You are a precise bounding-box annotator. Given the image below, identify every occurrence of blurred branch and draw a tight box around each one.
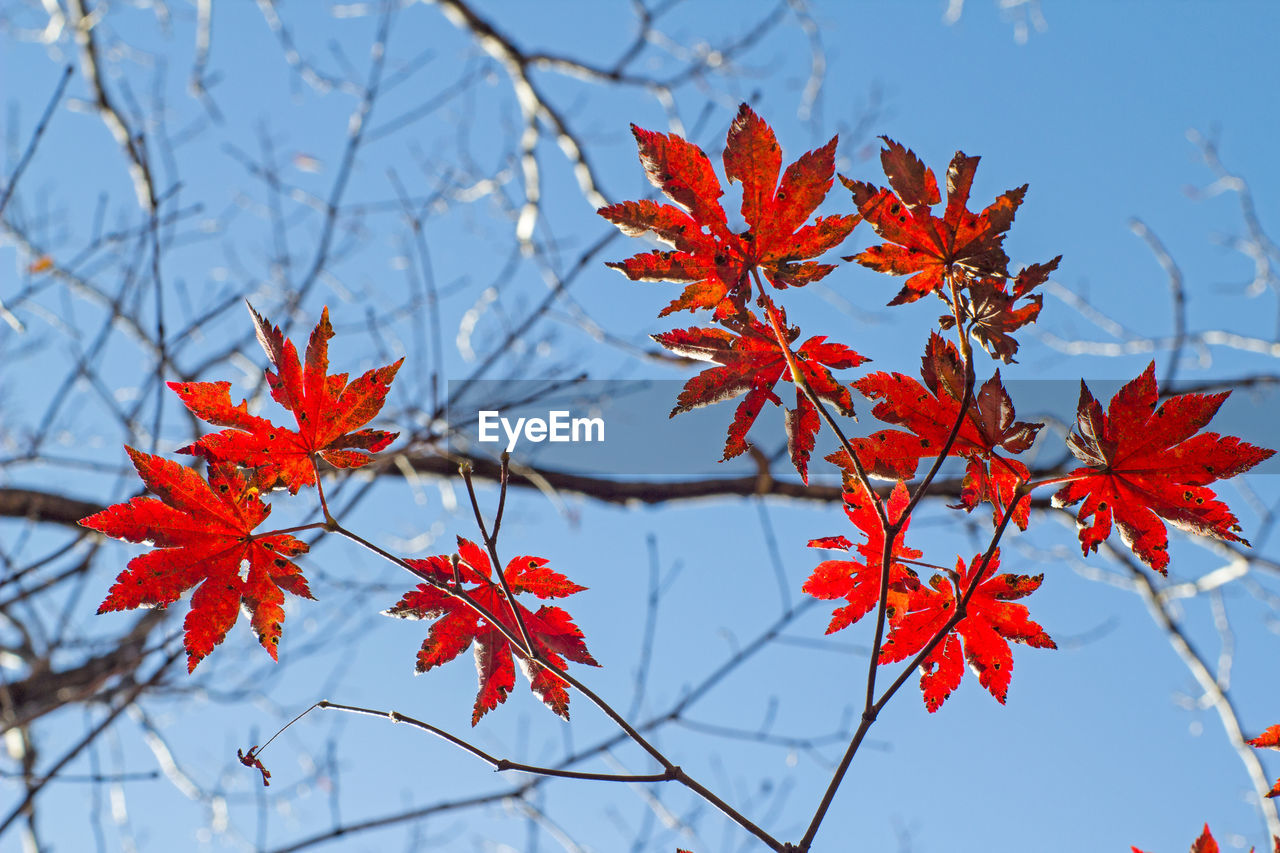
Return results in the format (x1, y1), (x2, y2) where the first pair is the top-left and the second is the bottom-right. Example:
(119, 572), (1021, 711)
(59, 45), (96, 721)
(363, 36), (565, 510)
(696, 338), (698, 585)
(66, 0), (158, 210)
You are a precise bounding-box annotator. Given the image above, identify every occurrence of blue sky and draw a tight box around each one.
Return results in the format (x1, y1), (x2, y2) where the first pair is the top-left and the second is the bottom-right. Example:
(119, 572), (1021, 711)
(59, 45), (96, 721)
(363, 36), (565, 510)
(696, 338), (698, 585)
(3, 2), (1279, 851)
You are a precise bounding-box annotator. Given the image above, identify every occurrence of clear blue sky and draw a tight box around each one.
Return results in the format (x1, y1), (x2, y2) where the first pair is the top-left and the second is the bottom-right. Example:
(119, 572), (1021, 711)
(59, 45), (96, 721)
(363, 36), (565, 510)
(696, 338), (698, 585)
(3, 2), (1279, 851)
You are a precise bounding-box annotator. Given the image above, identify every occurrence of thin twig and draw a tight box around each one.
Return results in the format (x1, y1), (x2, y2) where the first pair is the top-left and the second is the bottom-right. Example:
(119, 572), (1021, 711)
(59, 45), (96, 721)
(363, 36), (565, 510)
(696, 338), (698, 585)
(0, 65), (73, 219)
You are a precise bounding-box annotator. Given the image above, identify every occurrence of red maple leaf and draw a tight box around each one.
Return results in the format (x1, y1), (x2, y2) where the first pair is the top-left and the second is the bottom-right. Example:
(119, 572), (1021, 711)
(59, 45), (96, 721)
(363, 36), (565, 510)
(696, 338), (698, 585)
(1052, 362), (1274, 574)
(80, 447), (311, 672)
(878, 550), (1054, 712)
(803, 480), (921, 634)
(1247, 724), (1280, 798)
(652, 308), (866, 482)
(1132, 824), (1234, 853)
(385, 537), (597, 725)
(842, 137), (1028, 306)
(829, 333), (1040, 528)
(600, 103), (857, 318)
(170, 305), (403, 493)
(1249, 725), (1280, 750)
(939, 256), (1061, 363)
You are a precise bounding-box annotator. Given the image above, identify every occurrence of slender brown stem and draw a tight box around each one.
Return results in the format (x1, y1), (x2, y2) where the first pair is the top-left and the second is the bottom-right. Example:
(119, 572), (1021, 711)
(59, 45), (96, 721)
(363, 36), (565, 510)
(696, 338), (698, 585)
(316, 701), (676, 783)
(310, 458), (336, 528)
(251, 522), (330, 539)
(1024, 472), (1087, 492)
(492, 451), (510, 540)
(458, 461), (537, 657)
(796, 481), (1024, 852)
(754, 284), (885, 524)
(796, 273), (985, 851)
(241, 701), (323, 760)
(872, 482), (1024, 715)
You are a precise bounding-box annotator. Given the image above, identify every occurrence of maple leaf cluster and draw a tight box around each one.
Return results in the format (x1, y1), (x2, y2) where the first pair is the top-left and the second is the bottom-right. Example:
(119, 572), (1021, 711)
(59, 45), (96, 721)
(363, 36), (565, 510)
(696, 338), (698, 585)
(806, 479), (1055, 711)
(75, 102), (1280, 840)
(82, 305), (402, 672)
(602, 104), (1274, 715)
(83, 304), (600, 726)
(77, 301), (603, 729)
(599, 107), (1066, 484)
(601, 104), (864, 483)
(843, 137), (1061, 363)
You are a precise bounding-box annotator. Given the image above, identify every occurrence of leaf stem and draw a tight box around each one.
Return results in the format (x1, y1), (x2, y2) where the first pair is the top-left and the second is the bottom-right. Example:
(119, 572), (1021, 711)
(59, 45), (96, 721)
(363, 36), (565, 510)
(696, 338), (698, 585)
(315, 701), (677, 783)
(795, 479), (1024, 852)
(873, 480), (1025, 714)
(310, 458), (336, 529)
(755, 283), (885, 523)
(797, 273), (979, 851)
(1023, 472), (1087, 492)
(458, 459), (537, 658)
(251, 522), (330, 539)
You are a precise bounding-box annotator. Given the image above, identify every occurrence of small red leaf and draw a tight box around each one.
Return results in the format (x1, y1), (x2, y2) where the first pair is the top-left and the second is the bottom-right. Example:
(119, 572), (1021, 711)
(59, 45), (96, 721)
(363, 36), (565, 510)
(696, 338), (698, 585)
(173, 305), (402, 493)
(841, 138), (1027, 306)
(803, 480), (921, 634)
(653, 310), (865, 481)
(386, 539), (597, 724)
(879, 550), (1054, 711)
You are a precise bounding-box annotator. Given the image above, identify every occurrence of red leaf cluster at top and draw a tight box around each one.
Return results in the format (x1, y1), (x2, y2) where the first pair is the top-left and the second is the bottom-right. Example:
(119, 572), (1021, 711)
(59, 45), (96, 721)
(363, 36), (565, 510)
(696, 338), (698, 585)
(601, 104), (864, 480)
(600, 103), (857, 320)
(844, 137), (1060, 362)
